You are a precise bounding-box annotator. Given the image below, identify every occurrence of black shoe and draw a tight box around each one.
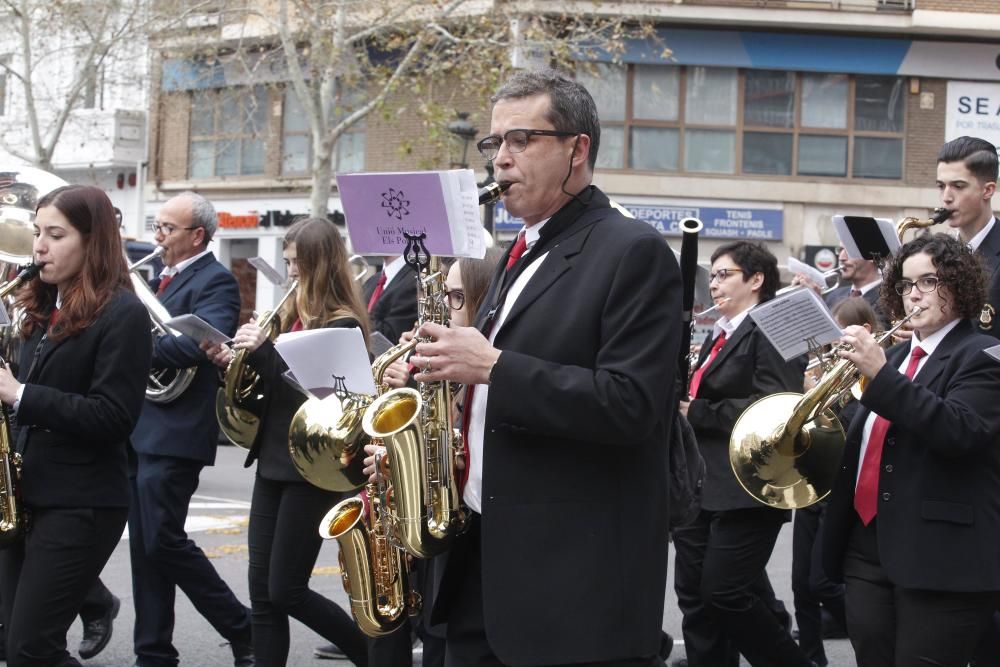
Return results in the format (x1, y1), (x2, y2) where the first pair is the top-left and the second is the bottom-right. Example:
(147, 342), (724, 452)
(231, 639), (254, 667)
(314, 643), (347, 659)
(671, 659), (688, 667)
(79, 594), (120, 659)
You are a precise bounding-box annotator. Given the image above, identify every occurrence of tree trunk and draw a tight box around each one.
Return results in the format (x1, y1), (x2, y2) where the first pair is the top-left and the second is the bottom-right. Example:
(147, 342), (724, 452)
(310, 138), (335, 218)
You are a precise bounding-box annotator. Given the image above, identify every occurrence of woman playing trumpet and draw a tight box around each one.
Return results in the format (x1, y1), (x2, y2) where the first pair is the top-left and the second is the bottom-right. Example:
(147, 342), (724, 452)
(823, 233), (1000, 666)
(205, 218), (370, 666)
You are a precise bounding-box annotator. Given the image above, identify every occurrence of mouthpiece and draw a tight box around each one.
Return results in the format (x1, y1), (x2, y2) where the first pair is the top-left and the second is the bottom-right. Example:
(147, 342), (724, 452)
(478, 181), (510, 206)
(931, 208), (952, 224)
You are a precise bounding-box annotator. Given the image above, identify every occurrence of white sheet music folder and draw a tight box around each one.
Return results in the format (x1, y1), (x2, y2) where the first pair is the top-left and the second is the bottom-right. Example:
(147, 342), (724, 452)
(274, 327), (376, 398)
(749, 288), (843, 362)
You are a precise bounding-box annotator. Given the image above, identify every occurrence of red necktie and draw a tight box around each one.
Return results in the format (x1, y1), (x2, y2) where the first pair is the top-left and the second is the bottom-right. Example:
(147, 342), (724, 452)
(505, 231), (527, 271)
(367, 271), (387, 312)
(688, 333), (727, 399)
(48, 306), (59, 330)
(460, 231), (530, 493)
(850, 288), (862, 297)
(156, 274), (174, 296)
(854, 346), (926, 525)
(290, 318), (303, 332)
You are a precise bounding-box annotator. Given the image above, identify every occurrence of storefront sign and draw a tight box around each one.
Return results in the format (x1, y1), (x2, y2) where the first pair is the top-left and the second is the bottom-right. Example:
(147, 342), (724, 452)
(946, 81), (1000, 149)
(495, 201), (783, 240)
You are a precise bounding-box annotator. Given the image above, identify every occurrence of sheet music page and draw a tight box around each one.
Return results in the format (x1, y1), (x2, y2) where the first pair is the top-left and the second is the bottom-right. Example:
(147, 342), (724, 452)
(985, 344), (1000, 364)
(164, 314), (230, 346)
(788, 257), (829, 287)
(248, 257), (285, 286)
(274, 327), (376, 396)
(339, 170), (483, 258)
(749, 288), (843, 361)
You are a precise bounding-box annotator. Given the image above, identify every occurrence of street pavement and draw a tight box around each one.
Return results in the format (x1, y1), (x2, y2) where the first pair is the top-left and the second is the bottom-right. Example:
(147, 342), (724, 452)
(5, 444), (855, 666)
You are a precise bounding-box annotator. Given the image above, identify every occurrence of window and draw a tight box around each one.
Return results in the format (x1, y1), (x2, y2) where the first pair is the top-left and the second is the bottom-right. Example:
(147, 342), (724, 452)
(281, 86), (366, 176)
(189, 86), (268, 178)
(583, 64), (905, 180)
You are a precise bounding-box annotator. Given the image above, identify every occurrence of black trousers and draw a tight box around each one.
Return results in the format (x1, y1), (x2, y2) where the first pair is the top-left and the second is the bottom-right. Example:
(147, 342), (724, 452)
(843, 519), (1000, 667)
(128, 452), (251, 666)
(791, 503), (846, 666)
(247, 474), (367, 666)
(440, 514), (663, 667)
(368, 556), (447, 667)
(0, 506), (127, 667)
(673, 508), (812, 667)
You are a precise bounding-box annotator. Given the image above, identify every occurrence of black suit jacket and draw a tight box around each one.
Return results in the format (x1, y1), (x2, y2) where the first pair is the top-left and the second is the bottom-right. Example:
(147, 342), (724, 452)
(131, 253), (240, 464)
(244, 317), (361, 482)
(822, 320), (1000, 592)
(364, 265), (418, 345)
(686, 317), (806, 512)
(15, 288), (152, 508)
(468, 187), (681, 665)
(975, 218), (1000, 338)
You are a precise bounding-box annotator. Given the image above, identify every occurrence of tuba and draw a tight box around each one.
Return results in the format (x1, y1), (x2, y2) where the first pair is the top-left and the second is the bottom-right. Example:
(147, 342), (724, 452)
(216, 280), (299, 448)
(0, 263), (41, 547)
(128, 247), (197, 404)
(361, 239), (466, 559)
(316, 341), (422, 636)
(728, 308), (924, 510)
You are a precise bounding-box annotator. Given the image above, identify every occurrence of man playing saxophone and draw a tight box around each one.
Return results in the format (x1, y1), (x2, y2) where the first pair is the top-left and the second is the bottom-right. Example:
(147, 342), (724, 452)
(127, 192), (252, 667)
(408, 69), (682, 666)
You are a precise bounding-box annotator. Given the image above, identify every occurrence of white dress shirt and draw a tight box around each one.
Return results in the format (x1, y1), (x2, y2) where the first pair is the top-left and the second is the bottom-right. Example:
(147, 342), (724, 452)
(464, 220), (549, 514)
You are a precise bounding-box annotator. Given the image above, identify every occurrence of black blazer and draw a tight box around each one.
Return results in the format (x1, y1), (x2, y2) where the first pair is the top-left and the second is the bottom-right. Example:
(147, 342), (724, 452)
(244, 317), (361, 482)
(975, 218), (1000, 338)
(470, 187), (681, 665)
(14, 288), (152, 508)
(822, 320), (1000, 592)
(686, 317), (806, 512)
(364, 266), (418, 345)
(131, 253), (240, 464)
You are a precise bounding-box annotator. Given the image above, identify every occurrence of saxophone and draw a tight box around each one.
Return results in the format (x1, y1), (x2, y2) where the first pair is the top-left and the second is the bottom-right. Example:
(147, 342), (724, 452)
(318, 340), (419, 637)
(362, 249), (466, 558)
(0, 263), (40, 546)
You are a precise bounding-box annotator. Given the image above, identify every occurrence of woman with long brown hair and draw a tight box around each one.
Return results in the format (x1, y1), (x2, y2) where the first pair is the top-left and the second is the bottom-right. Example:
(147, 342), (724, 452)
(206, 217), (369, 666)
(0, 184), (152, 666)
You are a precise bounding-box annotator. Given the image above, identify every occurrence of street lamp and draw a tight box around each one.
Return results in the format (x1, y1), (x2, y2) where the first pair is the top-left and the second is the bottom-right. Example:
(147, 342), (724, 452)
(447, 112), (477, 169)
(448, 112), (497, 238)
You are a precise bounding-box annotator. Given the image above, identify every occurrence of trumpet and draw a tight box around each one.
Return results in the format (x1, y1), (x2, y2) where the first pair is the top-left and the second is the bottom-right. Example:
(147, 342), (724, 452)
(729, 307), (924, 510)
(128, 248), (197, 404)
(776, 266), (844, 297)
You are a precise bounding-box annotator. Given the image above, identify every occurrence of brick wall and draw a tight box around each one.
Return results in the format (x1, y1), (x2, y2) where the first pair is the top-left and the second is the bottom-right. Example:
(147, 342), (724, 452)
(158, 92), (191, 182)
(904, 78), (947, 187)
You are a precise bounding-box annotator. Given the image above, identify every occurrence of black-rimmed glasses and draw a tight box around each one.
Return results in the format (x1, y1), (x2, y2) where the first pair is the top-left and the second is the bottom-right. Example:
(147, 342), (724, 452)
(709, 268), (744, 284)
(476, 129), (578, 161)
(443, 288), (465, 311)
(894, 275), (941, 296)
(153, 222), (198, 236)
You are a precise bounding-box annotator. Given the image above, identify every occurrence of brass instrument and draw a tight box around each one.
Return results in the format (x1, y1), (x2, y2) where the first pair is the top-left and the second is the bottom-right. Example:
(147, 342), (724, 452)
(316, 341), (422, 636)
(216, 280), (299, 449)
(128, 247), (197, 404)
(288, 338), (415, 492)
(0, 263), (40, 547)
(362, 243), (466, 558)
(896, 207), (952, 240)
(729, 308), (924, 510)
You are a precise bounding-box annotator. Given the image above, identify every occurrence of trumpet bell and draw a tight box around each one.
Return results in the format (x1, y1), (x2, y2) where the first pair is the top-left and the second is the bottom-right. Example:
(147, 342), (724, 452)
(288, 393), (370, 492)
(729, 392), (845, 510)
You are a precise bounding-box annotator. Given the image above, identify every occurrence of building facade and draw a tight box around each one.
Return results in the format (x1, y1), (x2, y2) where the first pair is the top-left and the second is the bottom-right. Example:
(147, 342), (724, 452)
(146, 0), (1000, 310)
